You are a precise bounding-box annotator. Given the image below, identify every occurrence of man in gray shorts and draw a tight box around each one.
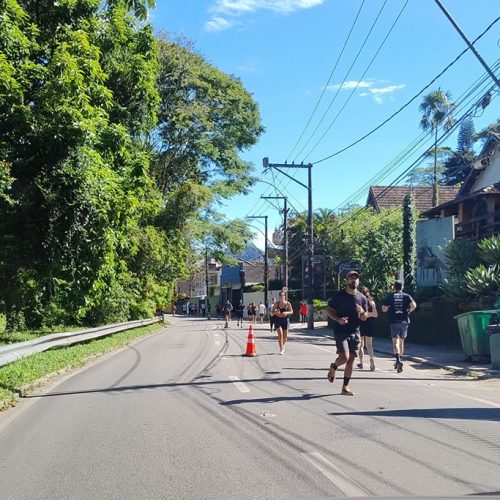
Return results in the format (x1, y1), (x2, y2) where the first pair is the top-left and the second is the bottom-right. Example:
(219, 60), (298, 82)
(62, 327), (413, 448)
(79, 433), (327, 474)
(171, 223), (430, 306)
(381, 281), (417, 373)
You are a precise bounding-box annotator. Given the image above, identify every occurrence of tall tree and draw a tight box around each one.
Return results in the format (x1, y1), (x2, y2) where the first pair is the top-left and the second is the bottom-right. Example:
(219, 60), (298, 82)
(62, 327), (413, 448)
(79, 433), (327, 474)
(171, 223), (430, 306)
(443, 117), (477, 186)
(0, 0), (161, 328)
(402, 193), (416, 294)
(419, 88), (455, 206)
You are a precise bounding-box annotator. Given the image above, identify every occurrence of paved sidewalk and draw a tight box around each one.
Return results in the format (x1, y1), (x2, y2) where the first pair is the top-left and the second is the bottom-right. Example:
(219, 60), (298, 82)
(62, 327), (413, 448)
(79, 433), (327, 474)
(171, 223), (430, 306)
(290, 321), (499, 379)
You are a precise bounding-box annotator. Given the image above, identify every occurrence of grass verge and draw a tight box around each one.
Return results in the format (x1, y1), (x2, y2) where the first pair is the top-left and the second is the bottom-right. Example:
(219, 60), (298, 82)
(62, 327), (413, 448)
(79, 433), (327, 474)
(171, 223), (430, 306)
(0, 322), (163, 411)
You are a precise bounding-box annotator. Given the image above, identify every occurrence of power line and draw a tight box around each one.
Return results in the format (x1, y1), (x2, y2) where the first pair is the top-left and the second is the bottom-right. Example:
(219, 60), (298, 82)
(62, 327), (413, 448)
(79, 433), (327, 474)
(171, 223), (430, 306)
(292, 0), (389, 162)
(286, 0), (367, 162)
(334, 66), (497, 209)
(303, 0), (410, 161)
(312, 15), (500, 165)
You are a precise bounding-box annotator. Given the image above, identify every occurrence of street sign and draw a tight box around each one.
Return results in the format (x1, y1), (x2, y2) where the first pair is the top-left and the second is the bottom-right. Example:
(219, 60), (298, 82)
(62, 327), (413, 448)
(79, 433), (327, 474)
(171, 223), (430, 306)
(335, 260), (361, 276)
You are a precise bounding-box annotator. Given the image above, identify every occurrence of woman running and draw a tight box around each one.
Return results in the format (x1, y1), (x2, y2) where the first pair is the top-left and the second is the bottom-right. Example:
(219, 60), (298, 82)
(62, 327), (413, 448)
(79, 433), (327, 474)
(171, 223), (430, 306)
(358, 286), (378, 371)
(273, 291), (293, 355)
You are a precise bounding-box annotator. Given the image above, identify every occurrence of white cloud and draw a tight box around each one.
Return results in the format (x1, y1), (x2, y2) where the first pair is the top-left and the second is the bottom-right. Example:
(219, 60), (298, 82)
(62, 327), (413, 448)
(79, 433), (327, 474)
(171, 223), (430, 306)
(326, 80), (373, 91)
(330, 81), (406, 104)
(204, 16), (233, 32)
(362, 83), (406, 104)
(211, 0), (324, 16)
(369, 84), (406, 95)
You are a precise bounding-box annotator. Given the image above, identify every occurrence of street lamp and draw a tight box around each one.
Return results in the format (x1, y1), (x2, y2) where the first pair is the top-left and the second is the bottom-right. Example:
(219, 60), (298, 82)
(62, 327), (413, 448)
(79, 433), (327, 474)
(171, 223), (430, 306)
(263, 158), (314, 330)
(246, 215), (268, 307)
(261, 195), (288, 290)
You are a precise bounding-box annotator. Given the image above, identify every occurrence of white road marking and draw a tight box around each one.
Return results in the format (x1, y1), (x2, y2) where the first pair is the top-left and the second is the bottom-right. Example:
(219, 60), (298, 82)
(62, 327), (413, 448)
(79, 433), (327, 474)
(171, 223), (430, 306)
(311, 344), (332, 353)
(228, 375), (250, 393)
(302, 452), (369, 497)
(214, 341), (220, 346)
(439, 388), (500, 408)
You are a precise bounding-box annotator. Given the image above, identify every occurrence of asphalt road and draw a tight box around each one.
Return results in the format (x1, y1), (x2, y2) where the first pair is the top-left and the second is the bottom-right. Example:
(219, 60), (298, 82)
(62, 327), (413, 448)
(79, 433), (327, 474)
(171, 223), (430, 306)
(0, 316), (499, 499)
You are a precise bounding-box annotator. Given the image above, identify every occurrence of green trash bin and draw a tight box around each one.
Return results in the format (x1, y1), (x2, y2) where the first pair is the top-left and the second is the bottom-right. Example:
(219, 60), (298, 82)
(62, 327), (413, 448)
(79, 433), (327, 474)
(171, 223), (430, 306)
(454, 310), (497, 360)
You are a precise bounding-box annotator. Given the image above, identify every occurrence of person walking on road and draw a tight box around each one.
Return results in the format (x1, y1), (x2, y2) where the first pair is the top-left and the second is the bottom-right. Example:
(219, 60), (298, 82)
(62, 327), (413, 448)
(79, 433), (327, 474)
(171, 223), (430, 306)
(236, 300), (245, 327)
(269, 297), (276, 333)
(326, 270), (369, 396)
(381, 281), (417, 373)
(223, 300), (233, 328)
(299, 300), (308, 323)
(258, 301), (266, 324)
(272, 291), (293, 355)
(358, 286), (378, 371)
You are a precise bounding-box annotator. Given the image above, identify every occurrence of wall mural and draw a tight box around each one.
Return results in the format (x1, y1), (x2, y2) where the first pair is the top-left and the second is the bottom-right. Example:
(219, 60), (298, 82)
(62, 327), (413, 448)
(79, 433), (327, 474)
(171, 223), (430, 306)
(416, 216), (455, 287)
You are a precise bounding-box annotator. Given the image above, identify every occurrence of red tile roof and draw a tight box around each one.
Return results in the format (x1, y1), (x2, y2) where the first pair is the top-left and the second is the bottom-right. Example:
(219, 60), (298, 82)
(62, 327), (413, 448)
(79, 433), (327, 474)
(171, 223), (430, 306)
(367, 186), (460, 212)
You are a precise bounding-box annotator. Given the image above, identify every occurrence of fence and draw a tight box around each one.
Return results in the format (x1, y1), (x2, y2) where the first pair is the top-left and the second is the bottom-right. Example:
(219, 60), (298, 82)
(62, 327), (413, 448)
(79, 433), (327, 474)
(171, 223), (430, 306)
(0, 317), (161, 368)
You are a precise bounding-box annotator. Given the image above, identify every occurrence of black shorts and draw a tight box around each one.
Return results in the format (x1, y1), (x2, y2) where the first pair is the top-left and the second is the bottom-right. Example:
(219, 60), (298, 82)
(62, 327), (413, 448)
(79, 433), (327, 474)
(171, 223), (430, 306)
(334, 332), (361, 356)
(274, 317), (289, 331)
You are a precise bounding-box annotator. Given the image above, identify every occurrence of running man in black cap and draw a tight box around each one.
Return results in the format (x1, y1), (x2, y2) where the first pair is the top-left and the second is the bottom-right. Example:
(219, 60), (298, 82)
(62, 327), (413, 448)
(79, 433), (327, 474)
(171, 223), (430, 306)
(326, 269), (369, 396)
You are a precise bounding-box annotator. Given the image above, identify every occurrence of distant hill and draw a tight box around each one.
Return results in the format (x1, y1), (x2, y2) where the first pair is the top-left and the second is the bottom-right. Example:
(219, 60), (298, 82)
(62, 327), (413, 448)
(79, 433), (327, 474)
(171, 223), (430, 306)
(236, 244), (263, 262)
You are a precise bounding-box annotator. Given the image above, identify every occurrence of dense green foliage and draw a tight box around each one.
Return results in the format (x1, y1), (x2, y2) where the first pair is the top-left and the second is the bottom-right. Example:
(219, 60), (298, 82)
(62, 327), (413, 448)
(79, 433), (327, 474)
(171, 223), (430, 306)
(287, 206), (403, 297)
(441, 235), (499, 306)
(402, 193), (416, 294)
(0, 2), (263, 330)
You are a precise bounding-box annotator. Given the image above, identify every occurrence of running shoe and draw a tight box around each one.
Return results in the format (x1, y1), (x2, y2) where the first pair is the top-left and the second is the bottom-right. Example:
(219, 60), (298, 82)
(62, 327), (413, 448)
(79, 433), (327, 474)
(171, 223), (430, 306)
(357, 363), (364, 369)
(327, 363), (336, 383)
(370, 358), (376, 371)
(394, 361), (398, 369)
(397, 361), (403, 373)
(341, 385), (354, 396)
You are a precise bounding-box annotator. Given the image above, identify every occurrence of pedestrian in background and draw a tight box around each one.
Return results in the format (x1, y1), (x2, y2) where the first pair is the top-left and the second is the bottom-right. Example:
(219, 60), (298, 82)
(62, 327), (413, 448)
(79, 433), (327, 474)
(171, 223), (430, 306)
(273, 291), (293, 355)
(223, 300), (233, 328)
(299, 300), (308, 323)
(269, 297), (276, 333)
(236, 300), (245, 327)
(381, 281), (417, 373)
(258, 301), (266, 324)
(326, 269), (369, 396)
(358, 286), (378, 371)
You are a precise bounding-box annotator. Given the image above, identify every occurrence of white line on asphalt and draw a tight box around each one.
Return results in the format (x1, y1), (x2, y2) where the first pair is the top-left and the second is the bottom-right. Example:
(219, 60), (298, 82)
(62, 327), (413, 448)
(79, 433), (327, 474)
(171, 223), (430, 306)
(214, 341), (220, 346)
(311, 344), (332, 353)
(302, 452), (369, 497)
(228, 375), (250, 393)
(439, 388), (500, 408)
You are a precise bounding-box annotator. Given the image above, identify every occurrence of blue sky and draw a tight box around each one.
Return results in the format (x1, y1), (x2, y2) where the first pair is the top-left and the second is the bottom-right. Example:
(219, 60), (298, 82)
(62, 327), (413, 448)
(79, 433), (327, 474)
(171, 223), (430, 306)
(152, 0), (499, 247)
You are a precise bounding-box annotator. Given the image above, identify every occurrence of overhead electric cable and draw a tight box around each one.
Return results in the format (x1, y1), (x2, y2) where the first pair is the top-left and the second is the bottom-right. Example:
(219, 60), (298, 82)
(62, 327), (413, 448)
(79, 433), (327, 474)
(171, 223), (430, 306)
(335, 67), (497, 209)
(286, 0), (367, 162)
(312, 15), (500, 165)
(292, 0), (389, 162)
(303, 0), (410, 160)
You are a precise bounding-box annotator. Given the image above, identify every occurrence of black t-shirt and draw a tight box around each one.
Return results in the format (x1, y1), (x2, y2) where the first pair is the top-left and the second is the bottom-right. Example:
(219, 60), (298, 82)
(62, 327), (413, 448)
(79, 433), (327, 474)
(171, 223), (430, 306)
(382, 292), (414, 323)
(237, 304), (245, 315)
(328, 290), (368, 336)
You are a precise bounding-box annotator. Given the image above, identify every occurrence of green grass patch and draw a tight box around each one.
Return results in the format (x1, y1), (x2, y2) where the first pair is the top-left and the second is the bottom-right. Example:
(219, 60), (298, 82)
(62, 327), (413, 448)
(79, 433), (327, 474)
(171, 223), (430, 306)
(0, 322), (164, 410)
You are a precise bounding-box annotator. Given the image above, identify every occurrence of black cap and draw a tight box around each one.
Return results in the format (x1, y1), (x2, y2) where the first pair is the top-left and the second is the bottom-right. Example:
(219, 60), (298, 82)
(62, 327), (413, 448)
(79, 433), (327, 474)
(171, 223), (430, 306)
(346, 269), (360, 278)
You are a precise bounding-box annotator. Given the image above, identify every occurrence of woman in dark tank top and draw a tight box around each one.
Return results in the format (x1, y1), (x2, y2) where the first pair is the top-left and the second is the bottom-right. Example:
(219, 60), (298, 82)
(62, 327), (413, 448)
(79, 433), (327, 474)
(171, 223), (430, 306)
(358, 286), (378, 371)
(272, 291), (293, 355)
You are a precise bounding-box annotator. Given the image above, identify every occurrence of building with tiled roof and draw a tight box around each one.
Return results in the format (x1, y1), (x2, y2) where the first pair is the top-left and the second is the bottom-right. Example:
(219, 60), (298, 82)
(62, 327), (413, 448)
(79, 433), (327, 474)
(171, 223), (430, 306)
(366, 185), (460, 213)
(422, 134), (500, 241)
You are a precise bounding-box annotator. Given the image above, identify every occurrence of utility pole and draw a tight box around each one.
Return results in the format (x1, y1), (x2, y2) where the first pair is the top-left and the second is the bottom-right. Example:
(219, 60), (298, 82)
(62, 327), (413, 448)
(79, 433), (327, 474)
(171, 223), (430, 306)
(261, 195), (289, 289)
(205, 248), (211, 319)
(246, 215), (268, 307)
(263, 158), (314, 330)
(434, 0), (500, 88)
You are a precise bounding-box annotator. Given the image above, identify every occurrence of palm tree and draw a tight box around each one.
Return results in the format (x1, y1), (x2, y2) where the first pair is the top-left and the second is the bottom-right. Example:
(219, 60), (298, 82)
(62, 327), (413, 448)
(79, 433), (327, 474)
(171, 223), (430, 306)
(419, 88), (455, 206)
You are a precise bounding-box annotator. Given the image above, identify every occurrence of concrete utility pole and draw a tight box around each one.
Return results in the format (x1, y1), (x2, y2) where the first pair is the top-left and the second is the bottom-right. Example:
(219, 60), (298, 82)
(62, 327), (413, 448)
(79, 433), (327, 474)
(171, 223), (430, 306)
(261, 195), (289, 290)
(263, 158), (314, 330)
(205, 248), (211, 319)
(246, 215), (268, 307)
(434, 0), (500, 88)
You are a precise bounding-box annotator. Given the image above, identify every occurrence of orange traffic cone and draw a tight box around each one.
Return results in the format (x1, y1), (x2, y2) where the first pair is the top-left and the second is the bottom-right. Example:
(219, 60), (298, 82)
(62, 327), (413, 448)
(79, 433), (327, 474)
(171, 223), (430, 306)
(244, 325), (256, 357)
